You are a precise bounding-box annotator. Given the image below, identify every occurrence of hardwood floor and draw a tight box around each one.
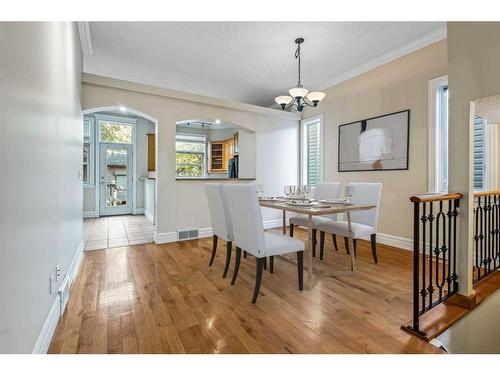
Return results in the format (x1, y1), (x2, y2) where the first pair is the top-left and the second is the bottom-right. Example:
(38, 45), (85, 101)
(48, 228), (441, 354)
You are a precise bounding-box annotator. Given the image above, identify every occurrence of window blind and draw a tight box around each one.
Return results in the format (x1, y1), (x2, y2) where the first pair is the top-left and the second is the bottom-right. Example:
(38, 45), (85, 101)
(305, 120), (321, 186)
(473, 116), (486, 191)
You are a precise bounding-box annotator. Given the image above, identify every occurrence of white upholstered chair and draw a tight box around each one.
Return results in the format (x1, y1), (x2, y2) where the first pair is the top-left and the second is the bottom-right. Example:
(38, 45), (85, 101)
(204, 183), (234, 278)
(222, 184), (305, 303)
(317, 182), (382, 263)
(289, 182), (342, 259)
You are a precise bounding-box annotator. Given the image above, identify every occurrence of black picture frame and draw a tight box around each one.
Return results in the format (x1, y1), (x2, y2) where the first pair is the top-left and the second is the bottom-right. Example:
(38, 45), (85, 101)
(337, 109), (410, 172)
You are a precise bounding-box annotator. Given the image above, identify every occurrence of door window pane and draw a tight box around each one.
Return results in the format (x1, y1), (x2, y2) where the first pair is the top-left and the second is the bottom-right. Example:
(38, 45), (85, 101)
(105, 148), (128, 207)
(100, 122), (132, 144)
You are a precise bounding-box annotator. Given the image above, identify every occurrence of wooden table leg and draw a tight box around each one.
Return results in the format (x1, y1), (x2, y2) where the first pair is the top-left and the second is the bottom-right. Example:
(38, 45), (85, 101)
(282, 210), (286, 235)
(346, 211), (357, 272)
(306, 214), (314, 290)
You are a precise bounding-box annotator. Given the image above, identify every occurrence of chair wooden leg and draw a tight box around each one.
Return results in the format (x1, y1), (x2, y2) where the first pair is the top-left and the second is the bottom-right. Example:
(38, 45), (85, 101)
(344, 237), (350, 254)
(252, 258), (265, 304)
(263, 257), (267, 270)
(319, 231), (325, 260)
(290, 223), (294, 237)
(353, 238), (357, 258)
(269, 256), (274, 274)
(209, 235), (218, 266)
(231, 247), (242, 285)
(297, 251), (304, 291)
(312, 229), (317, 257)
(243, 250), (247, 259)
(371, 234), (379, 263)
(223, 241), (232, 278)
(332, 234), (339, 251)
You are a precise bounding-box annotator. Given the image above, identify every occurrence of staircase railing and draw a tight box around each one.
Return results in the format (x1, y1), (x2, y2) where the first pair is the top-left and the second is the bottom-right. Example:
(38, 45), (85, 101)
(473, 190), (500, 284)
(406, 193), (463, 335)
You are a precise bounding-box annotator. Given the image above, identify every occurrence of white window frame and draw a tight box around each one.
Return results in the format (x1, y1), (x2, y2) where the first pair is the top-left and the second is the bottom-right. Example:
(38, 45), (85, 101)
(175, 132), (207, 178)
(300, 114), (324, 186)
(428, 75), (449, 193)
(83, 116), (95, 187)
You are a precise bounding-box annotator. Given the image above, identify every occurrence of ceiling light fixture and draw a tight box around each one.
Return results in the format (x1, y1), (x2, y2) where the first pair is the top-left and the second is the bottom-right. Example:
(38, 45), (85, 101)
(275, 38), (326, 112)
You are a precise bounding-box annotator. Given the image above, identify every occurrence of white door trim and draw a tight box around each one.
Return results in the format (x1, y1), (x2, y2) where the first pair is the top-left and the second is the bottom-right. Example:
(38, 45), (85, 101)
(82, 106), (159, 221)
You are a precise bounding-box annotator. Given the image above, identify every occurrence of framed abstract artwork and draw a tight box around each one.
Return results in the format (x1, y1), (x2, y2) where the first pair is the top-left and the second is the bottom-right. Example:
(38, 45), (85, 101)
(338, 110), (410, 172)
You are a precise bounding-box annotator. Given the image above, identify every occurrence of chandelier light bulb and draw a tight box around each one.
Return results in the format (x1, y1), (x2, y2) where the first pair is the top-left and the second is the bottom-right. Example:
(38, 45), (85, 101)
(306, 91), (326, 106)
(275, 95), (293, 109)
(289, 86), (309, 99)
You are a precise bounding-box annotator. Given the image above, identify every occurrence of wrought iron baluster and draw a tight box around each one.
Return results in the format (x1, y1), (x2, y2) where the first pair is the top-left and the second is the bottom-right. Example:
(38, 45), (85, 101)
(435, 201), (447, 302)
(420, 203), (427, 312)
(452, 199), (459, 292)
(428, 202), (435, 310)
(446, 200), (452, 296)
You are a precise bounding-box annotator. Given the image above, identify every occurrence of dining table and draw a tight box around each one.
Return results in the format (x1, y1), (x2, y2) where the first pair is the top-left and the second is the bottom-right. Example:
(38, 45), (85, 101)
(259, 198), (375, 290)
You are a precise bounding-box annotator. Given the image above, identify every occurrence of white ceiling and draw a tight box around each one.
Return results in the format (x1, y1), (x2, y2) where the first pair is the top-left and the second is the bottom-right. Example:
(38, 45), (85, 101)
(83, 22), (446, 107)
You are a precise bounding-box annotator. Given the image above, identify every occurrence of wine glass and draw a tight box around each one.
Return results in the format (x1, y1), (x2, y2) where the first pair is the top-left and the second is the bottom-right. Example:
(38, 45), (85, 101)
(283, 185), (291, 198)
(256, 184), (264, 198)
(302, 185), (311, 199)
(344, 185), (355, 204)
(290, 185), (296, 197)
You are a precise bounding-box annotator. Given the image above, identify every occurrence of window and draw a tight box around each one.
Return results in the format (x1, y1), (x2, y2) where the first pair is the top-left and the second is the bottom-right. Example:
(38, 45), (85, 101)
(301, 116), (323, 187)
(176, 134), (206, 177)
(473, 116), (486, 191)
(428, 76), (449, 192)
(83, 116), (94, 186)
(99, 121), (133, 144)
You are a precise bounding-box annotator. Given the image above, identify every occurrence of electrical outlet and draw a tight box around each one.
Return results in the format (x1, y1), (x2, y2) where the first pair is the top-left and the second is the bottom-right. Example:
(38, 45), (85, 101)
(56, 265), (61, 282)
(49, 273), (55, 294)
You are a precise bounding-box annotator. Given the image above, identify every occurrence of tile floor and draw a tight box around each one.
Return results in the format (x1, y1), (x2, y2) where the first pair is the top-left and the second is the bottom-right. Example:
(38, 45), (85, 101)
(83, 215), (155, 251)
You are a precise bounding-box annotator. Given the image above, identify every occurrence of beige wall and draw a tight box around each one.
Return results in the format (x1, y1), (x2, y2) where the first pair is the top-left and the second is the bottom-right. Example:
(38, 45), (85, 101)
(81, 75), (300, 235)
(303, 40), (448, 239)
(448, 22), (500, 295)
(0, 22), (83, 353)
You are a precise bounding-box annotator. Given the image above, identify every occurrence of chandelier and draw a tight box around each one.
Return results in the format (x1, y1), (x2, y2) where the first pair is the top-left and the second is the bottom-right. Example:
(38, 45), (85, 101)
(275, 38), (326, 112)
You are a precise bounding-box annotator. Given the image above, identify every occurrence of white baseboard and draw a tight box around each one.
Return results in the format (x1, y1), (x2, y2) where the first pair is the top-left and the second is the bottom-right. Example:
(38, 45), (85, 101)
(83, 210), (98, 218)
(153, 221), (414, 251)
(154, 219), (284, 245)
(134, 208), (145, 215)
(367, 232), (413, 251)
(198, 227), (213, 238)
(32, 239), (85, 354)
(263, 219), (283, 229)
(154, 231), (177, 244)
(144, 209), (154, 224)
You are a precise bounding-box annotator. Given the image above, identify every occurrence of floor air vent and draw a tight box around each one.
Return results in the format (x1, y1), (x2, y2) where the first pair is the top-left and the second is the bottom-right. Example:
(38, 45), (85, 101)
(178, 229), (199, 241)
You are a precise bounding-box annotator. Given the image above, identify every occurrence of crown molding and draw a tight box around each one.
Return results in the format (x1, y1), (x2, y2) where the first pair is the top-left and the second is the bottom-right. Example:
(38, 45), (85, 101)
(77, 22), (93, 56)
(313, 26), (447, 92)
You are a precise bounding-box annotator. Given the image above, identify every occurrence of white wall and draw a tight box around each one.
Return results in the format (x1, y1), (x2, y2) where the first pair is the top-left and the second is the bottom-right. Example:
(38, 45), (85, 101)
(0, 22), (83, 353)
(302, 40), (448, 240)
(81, 74), (300, 235)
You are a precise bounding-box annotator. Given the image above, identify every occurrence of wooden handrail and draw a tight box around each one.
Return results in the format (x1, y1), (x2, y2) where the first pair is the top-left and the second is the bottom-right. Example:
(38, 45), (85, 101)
(410, 192), (463, 203)
(474, 189), (500, 197)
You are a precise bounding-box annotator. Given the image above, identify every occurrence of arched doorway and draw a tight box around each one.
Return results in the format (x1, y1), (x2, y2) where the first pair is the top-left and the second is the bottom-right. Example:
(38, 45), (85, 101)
(82, 106), (159, 250)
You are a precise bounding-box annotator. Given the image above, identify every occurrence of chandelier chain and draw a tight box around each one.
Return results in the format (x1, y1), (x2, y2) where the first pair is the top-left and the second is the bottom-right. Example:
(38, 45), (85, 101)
(295, 43), (301, 86)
